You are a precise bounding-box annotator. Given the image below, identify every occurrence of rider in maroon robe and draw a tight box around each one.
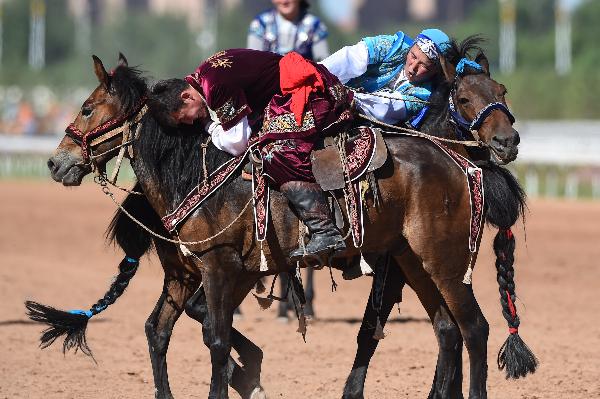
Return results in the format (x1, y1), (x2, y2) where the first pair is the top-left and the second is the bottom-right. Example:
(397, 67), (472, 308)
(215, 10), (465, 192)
(166, 48), (354, 259)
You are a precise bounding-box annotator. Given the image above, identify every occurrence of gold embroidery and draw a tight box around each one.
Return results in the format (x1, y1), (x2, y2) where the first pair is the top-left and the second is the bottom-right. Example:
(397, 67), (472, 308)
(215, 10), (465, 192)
(215, 98), (248, 125)
(207, 51), (233, 69)
(262, 111), (316, 135)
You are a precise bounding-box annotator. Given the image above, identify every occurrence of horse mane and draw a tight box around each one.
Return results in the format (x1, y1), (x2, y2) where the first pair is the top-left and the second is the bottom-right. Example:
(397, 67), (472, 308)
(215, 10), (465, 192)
(109, 65), (234, 208)
(419, 35), (487, 136)
(110, 65), (149, 115)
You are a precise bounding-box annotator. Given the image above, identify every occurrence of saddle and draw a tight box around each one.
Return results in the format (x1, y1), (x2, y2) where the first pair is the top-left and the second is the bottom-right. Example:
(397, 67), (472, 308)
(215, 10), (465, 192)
(311, 126), (388, 191)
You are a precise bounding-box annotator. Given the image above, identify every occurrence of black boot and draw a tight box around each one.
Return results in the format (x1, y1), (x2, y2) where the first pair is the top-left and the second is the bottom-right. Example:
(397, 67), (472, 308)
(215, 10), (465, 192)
(280, 181), (346, 260)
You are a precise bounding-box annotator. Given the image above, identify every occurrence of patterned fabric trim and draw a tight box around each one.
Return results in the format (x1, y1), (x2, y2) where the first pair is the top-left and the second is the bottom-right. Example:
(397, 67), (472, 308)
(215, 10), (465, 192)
(343, 181), (364, 248)
(262, 110), (316, 135)
(214, 98), (250, 129)
(252, 162), (270, 241)
(161, 139), (258, 232)
(328, 83), (348, 103)
(429, 139), (485, 253)
(345, 127), (377, 182)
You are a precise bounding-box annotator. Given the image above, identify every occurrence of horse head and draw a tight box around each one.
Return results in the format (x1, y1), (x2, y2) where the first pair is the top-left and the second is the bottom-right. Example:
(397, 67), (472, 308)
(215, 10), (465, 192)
(441, 53), (519, 165)
(48, 54), (147, 185)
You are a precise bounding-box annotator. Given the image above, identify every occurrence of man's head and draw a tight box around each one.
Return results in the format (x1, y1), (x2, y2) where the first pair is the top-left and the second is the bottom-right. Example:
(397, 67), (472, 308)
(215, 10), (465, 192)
(150, 78), (208, 126)
(404, 28), (451, 84)
(272, 0), (307, 21)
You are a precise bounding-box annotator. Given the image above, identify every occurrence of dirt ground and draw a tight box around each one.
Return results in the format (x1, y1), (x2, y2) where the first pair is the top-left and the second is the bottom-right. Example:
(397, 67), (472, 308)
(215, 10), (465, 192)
(1, 180), (599, 399)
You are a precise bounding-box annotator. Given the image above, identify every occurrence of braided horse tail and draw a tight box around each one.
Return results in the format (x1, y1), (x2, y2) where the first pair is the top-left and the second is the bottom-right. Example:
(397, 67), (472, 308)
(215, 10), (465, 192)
(482, 163), (538, 378)
(25, 183), (160, 358)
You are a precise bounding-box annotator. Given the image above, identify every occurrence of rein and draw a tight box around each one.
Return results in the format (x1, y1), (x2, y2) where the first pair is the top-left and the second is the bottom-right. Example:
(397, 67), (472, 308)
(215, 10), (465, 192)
(96, 173), (256, 247)
(357, 112), (483, 147)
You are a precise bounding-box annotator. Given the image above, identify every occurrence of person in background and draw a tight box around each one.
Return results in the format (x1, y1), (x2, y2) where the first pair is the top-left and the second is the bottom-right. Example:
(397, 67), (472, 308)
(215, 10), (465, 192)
(248, 0), (329, 62)
(247, 0), (330, 320)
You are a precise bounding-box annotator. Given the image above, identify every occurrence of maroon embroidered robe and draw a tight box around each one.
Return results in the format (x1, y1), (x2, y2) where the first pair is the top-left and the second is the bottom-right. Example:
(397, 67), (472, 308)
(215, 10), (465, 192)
(185, 48), (354, 187)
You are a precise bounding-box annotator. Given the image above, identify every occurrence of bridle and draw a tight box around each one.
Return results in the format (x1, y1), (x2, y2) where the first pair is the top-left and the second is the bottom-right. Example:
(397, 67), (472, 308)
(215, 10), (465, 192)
(65, 96), (148, 164)
(447, 75), (515, 143)
(65, 96), (148, 182)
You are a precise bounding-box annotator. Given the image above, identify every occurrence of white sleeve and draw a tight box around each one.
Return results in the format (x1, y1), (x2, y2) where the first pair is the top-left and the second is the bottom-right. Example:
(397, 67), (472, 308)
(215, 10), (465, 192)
(353, 92), (407, 125)
(247, 34), (264, 50)
(320, 41), (368, 84)
(312, 39), (330, 62)
(205, 117), (252, 156)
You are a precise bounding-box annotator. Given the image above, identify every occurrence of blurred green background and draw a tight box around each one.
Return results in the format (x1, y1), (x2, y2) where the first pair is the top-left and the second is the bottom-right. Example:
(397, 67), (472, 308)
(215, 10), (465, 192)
(0, 0), (598, 119)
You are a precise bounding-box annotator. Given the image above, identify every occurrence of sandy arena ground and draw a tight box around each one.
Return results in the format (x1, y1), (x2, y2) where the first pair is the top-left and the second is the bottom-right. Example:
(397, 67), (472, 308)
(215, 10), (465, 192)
(1, 181), (599, 398)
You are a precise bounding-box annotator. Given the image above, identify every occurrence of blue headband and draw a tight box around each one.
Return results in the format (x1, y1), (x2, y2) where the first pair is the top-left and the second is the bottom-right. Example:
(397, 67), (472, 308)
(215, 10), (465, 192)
(456, 58), (483, 76)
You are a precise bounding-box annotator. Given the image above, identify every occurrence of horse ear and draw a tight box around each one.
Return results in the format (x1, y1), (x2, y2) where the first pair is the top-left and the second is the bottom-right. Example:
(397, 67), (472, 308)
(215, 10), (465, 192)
(92, 55), (110, 89)
(475, 52), (490, 76)
(118, 52), (128, 68)
(439, 55), (456, 83)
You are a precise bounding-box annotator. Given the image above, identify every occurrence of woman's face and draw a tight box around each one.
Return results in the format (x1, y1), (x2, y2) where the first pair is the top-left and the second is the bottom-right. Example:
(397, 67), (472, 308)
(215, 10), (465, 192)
(272, 0), (302, 20)
(404, 45), (437, 84)
(172, 86), (208, 125)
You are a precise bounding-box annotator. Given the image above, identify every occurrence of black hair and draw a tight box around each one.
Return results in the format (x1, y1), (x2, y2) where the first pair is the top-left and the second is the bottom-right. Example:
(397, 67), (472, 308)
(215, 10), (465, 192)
(148, 78), (189, 128)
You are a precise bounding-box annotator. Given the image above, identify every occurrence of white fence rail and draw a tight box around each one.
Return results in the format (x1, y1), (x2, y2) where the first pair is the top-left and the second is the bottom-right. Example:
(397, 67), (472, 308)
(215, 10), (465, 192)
(2, 121), (600, 199)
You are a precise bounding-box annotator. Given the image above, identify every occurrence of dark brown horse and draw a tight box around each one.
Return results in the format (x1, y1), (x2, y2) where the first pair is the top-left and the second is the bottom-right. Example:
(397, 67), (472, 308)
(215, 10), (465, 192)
(28, 42), (535, 398)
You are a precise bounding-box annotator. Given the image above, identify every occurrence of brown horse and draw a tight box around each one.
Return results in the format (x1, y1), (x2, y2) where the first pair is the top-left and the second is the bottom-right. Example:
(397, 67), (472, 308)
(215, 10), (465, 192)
(28, 42), (534, 398)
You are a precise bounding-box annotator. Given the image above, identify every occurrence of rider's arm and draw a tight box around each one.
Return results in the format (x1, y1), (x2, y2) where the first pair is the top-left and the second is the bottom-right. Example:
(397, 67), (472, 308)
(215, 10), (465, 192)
(353, 91), (407, 125)
(205, 116), (252, 157)
(320, 41), (368, 83)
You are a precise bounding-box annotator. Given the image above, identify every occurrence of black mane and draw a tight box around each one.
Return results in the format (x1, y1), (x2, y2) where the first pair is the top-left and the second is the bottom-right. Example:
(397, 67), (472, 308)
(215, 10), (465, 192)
(109, 65), (234, 209)
(419, 35), (487, 136)
(110, 65), (148, 115)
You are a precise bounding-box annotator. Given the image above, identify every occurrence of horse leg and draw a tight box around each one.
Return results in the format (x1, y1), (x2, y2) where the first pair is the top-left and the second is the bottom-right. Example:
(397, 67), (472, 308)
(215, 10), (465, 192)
(185, 287), (265, 399)
(342, 255), (404, 399)
(433, 277), (488, 399)
(201, 259), (246, 399)
(303, 267), (315, 318)
(396, 248), (466, 399)
(428, 306), (464, 399)
(146, 275), (196, 399)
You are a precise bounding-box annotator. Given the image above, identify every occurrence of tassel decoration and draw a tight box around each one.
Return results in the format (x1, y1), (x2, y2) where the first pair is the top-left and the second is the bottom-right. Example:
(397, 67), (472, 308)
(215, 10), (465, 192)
(252, 293), (273, 310)
(179, 243), (193, 257)
(359, 255), (374, 275)
(255, 278), (266, 295)
(259, 242), (269, 272)
(297, 308), (308, 342)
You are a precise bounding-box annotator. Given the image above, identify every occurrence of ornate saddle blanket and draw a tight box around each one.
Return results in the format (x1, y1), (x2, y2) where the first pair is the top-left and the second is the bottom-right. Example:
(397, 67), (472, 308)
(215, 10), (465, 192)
(161, 138), (269, 242)
(311, 126), (388, 191)
(429, 139), (484, 253)
(329, 132), (484, 253)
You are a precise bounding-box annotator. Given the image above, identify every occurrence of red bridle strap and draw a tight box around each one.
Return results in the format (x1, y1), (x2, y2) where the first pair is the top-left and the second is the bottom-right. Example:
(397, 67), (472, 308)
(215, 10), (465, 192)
(65, 97), (147, 163)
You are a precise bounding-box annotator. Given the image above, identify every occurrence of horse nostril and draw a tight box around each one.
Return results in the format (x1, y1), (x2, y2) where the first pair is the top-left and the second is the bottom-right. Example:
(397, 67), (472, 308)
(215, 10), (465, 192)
(47, 159), (56, 172)
(491, 135), (507, 148)
(513, 130), (520, 146)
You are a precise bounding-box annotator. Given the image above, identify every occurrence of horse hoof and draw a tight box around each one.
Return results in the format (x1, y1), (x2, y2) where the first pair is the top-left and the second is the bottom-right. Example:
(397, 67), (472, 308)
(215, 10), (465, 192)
(249, 386), (267, 399)
(277, 316), (289, 324)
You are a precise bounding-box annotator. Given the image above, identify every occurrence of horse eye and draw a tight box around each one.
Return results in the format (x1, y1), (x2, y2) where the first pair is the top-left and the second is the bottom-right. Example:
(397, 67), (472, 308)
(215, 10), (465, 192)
(458, 97), (470, 105)
(82, 107), (93, 117)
